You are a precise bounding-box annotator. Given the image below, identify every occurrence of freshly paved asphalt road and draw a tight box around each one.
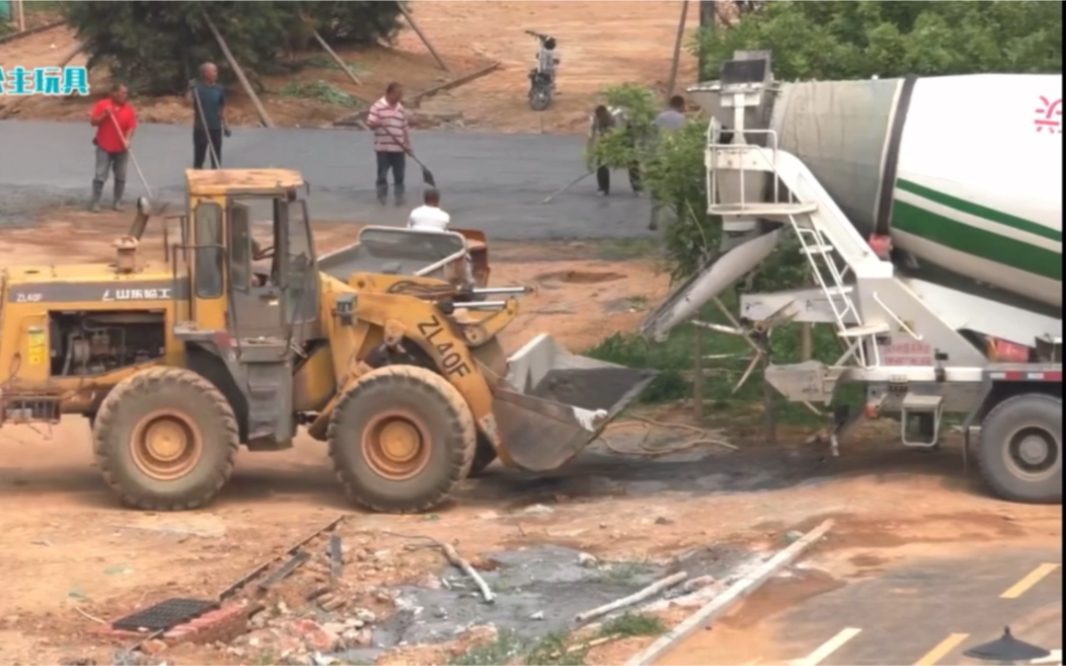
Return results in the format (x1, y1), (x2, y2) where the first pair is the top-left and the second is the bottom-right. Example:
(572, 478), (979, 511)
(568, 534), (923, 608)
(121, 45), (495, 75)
(661, 548), (1063, 666)
(0, 120), (656, 240)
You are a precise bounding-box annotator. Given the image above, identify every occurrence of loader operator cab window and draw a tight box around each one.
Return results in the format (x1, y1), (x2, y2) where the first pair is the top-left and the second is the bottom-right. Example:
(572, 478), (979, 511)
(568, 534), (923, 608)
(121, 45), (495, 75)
(228, 202), (252, 292)
(194, 201), (224, 299)
(279, 196), (317, 324)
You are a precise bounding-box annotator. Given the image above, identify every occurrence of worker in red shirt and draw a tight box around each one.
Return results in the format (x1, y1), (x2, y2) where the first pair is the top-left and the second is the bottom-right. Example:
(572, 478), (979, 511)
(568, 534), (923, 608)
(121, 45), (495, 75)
(88, 83), (137, 212)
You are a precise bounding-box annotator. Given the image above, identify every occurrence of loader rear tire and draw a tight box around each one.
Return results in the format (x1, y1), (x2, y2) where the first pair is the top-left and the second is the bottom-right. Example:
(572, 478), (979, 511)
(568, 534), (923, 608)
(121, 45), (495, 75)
(328, 365), (476, 513)
(467, 433), (498, 478)
(976, 393), (1062, 504)
(93, 367), (239, 511)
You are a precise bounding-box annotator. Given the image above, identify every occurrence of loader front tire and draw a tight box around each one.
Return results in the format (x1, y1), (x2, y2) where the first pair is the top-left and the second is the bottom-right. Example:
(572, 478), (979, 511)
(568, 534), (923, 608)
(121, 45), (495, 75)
(328, 365), (476, 513)
(93, 367), (239, 511)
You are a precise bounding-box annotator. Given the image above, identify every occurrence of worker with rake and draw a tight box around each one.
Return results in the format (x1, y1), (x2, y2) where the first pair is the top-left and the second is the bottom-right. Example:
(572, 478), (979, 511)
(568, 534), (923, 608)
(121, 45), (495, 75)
(187, 62), (231, 169)
(87, 83), (137, 212)
(587, 104), (643, 197)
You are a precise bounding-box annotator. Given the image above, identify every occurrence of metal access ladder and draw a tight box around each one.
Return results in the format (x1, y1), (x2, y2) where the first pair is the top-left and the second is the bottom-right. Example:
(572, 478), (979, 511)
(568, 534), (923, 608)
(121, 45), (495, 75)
(705, 124), (898, 371)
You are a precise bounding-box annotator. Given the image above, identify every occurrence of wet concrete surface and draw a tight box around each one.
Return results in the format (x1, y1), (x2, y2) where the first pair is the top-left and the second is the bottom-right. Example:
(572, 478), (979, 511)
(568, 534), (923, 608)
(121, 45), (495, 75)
(0, 121), (654, 240)
(528, 368), (659, 413)
(456, 441), (835, 507)
(362, 543), (758, 657)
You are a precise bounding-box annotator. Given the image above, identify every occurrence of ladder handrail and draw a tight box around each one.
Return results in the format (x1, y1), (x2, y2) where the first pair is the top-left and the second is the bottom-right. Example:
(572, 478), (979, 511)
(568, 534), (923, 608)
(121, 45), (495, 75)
(706, 140), (912, 369)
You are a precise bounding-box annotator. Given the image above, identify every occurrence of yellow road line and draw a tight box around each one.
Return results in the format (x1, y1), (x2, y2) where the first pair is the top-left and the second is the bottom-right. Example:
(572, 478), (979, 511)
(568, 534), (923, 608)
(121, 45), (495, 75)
(1001, 563), (1061, 599)
(914, 633), (969, 666)
(795, 628), (863, 666)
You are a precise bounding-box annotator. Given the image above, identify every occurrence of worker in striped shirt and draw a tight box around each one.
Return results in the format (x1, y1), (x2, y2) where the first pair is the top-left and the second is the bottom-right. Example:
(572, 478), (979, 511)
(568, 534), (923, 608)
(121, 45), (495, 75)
(367, 82), (412, 206)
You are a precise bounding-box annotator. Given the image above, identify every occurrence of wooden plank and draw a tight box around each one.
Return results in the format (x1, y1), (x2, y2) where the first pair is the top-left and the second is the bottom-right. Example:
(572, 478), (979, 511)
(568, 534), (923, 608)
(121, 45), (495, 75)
(398, 4), (450, 73)
(311, 29), (364, 87)
(0, 17), (62, 45)
(410, 61), (500, 106)
(623, 519), (835, 666)
(201, 10), (275, 129)
(666, 0), (689, 99)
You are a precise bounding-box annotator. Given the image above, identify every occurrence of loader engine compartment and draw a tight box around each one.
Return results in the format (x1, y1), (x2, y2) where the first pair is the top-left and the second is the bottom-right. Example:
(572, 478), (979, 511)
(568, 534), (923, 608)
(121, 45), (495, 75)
(49, 311), (166, 376)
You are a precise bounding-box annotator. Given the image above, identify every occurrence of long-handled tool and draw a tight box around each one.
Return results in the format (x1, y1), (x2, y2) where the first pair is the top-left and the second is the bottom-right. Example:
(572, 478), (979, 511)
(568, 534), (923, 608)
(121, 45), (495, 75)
(378, 123), (436, 188)
(542, 170), (593, 204)
(107, 112), (153, 200)
(190, 81), (222, 169)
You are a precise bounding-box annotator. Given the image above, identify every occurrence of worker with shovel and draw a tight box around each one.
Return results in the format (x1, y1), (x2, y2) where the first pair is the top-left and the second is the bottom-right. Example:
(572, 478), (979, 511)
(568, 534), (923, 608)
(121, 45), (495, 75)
(367, 82), (414, 206)
(88, 83), (137, 212)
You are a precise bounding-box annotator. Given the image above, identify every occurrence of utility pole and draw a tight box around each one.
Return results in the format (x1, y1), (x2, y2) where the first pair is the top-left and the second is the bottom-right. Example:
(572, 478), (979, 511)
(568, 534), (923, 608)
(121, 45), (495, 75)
(666, 0), (689, 100)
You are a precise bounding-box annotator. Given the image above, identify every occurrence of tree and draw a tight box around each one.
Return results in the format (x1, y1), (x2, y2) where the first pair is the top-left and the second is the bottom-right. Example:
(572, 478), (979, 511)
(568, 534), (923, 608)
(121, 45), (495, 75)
(695, 1), (1062, 82)
(63, 1), (406, 95)
(630, 0), (1064, 286)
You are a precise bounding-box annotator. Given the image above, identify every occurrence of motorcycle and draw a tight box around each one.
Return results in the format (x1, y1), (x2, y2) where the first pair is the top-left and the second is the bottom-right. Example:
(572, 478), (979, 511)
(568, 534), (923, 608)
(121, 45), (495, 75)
(525, 30), (558, 112)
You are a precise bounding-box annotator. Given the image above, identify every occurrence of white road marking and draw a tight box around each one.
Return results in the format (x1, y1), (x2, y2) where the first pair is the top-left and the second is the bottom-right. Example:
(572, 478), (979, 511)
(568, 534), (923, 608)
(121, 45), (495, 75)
(1030, 649), (1062, 665)
(793, 628), (863, 666)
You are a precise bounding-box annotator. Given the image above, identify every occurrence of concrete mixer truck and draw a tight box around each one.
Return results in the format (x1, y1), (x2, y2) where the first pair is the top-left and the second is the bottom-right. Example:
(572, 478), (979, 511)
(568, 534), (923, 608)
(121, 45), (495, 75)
(642, 53), (1062, 504)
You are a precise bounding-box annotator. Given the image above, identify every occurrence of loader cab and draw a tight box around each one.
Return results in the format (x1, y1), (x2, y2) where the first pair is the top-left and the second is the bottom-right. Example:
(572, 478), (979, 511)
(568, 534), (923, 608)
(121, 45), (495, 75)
(172, 168), (320, 450)
(180, 169), (319, 344)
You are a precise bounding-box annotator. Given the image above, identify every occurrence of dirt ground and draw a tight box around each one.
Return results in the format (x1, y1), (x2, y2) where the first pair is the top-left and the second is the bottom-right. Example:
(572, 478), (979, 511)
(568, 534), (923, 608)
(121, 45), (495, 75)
(0, 1), (702, 132)
(0, 208), (1062, 666)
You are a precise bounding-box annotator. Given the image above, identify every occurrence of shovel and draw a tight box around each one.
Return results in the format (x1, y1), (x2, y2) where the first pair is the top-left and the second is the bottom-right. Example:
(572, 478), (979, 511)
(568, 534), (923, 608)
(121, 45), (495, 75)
(378, 124), (436, 188)
(107, 111), (153, 200)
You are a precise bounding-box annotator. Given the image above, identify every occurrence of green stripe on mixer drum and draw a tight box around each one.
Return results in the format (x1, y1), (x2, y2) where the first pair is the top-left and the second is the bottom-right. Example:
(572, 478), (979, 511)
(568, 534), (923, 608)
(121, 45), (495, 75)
(893, 200), (1062, 281)
(896, 179), (1062, 243)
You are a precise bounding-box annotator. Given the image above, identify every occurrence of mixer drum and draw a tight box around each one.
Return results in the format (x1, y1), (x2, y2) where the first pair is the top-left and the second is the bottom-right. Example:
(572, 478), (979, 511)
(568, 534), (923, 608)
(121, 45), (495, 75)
(768, 74), (1063, 311)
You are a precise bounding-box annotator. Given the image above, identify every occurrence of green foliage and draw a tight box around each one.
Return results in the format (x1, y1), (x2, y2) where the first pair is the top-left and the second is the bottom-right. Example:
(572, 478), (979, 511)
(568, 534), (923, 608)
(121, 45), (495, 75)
(278, 79), (359, 106)
(585, 84), (659, 172)
(448, 630), (586, 666)
(643, 121), (721, 281)
(599, 612), (667, 637)
(62, 1), (405, 95)
(584, 332), (691, 404)
(694, 1), (1062, 80)
(303, 1), (406, 46)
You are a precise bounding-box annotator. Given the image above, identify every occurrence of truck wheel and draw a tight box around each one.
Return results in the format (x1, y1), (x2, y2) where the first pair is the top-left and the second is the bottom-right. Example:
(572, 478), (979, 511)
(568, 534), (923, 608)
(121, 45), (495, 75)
(328, 365), (476, 513)
(467, 433), (498, 478)
(93, 367), (239, 511)
(976, 393), (1062, 504)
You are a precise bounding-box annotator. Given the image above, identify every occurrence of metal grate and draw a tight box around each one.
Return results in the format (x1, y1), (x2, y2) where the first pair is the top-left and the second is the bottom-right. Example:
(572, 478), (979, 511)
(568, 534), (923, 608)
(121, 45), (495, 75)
(111, 597), (218, 632)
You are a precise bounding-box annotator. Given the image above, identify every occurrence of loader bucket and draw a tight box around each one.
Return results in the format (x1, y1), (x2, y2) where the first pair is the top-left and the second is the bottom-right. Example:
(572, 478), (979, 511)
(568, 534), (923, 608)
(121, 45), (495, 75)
(492, 334), (657, 472)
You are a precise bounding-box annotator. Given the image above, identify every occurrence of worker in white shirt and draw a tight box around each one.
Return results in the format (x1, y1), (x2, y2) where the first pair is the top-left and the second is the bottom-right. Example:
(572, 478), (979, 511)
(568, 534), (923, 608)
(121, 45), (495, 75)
(406, 188), (451, 232)
(407, 188), (475, 285)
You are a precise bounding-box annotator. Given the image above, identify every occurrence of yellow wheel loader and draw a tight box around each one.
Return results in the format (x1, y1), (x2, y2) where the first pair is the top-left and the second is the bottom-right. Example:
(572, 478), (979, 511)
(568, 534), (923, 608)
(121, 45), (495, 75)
(0, 169), (655, 513)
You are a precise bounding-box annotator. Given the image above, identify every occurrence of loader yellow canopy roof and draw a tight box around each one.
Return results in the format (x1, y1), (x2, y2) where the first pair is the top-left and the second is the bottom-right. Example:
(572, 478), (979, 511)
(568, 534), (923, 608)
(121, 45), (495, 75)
(185, 168), (305, 196)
